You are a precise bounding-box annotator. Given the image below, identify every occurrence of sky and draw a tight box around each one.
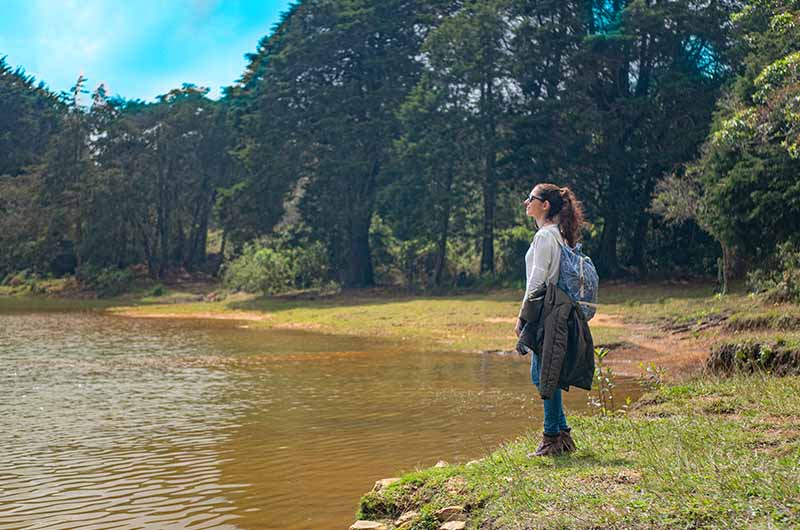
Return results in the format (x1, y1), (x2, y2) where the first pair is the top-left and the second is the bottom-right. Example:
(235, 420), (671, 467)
(0, 0), (294, 101)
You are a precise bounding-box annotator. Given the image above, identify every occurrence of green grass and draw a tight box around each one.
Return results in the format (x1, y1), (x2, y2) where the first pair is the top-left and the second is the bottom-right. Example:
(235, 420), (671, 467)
(108, 287), (629, 353)
(358, 375), (800, 529)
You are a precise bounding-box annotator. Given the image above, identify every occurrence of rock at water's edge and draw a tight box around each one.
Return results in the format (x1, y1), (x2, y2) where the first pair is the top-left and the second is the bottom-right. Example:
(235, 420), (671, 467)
(372, 477), (400, 492)
(349, 521), (387, 530)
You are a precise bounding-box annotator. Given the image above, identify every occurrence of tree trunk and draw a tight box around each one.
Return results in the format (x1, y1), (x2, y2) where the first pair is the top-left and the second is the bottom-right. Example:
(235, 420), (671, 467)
(630, 211), (649, 273)
(480, 177), (496, 275)
(598, 210), (620, 277)
(480, 78), (497, 275)
(345, 213), (375, 287)
(157, 167), (170, 279)
(343, 161), (379, 287)
(434, 164), (455, 287)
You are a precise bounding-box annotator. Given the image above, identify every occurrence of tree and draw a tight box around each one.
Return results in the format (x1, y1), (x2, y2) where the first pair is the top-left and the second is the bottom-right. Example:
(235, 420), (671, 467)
(389, 75), (480, 286)
(566, 0), (735, 275)
(244, 0), (452, 287)
(0, 58), (63, 276)
(657, 0), (800, 288)
(418, 0), (516, 275)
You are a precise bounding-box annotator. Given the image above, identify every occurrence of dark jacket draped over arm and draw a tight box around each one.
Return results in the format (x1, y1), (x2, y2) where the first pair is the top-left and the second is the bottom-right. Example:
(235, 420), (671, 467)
(517, 283), (595, 400)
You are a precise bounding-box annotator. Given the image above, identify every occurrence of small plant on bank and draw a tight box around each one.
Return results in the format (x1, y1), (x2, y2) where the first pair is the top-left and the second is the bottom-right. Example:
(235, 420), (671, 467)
(638, 361), (667, 391)
(588, 347), (618, 415)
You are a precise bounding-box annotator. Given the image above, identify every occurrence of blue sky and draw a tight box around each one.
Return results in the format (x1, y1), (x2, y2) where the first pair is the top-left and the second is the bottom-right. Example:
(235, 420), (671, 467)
(0, 0), (294, 101)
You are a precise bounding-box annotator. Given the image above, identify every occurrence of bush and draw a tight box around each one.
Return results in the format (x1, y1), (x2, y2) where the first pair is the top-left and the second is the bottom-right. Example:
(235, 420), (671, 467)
(284, 241), (330, 289)
(223, 232), (334, 295)
(223, 244), (294, 294)
(747, 242), (800, 303)
(78, 266), (133, 298)
(2, 270), (31, 287)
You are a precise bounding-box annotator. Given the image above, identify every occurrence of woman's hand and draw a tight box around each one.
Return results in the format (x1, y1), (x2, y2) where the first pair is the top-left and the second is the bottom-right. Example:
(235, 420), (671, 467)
(514, 319), (522, 338)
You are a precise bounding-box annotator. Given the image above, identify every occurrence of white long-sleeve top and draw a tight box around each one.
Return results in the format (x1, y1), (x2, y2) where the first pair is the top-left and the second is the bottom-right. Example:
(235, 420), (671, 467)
(522, 223), (563, 304)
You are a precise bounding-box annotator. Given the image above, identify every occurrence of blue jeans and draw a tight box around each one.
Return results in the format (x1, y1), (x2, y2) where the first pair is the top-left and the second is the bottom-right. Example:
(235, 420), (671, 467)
(531, 352), (569, 435)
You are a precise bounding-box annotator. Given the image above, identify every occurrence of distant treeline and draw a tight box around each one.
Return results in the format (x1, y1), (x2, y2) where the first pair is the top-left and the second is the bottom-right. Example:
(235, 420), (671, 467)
(1, 0), (799, 291)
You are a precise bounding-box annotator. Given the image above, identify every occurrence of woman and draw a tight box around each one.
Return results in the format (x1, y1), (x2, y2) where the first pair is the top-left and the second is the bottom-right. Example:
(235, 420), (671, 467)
(514, 182), (585, 456)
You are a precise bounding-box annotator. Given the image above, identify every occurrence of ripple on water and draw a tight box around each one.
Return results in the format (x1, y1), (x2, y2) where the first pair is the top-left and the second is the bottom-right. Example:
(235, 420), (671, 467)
(0, 313), (249, 530)
(0, 310), (643, 530)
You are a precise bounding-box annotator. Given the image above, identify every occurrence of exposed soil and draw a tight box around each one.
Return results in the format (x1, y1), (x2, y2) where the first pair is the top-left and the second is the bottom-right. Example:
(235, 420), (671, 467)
(592, 312), (712, 380)
(111, 310), (272, 321)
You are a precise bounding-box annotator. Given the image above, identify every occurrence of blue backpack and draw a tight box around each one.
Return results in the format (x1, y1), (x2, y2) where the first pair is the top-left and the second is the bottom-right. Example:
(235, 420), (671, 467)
(556, 242), (599, 321)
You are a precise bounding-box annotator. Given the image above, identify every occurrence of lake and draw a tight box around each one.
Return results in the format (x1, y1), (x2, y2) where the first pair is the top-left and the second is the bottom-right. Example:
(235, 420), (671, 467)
(0, 304), (641, 530)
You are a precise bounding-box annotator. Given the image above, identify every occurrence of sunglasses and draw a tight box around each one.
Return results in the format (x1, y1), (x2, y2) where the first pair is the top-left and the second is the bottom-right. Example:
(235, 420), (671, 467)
(525, 192), (545, 203)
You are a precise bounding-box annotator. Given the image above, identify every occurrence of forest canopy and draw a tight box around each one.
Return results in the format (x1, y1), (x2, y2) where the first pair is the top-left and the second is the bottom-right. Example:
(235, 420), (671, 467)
(1, 0), (798, 296)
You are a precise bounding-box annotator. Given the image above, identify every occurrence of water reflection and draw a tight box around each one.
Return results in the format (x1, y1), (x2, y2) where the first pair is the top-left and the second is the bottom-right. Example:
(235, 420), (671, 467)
(0, 310), (641, 530)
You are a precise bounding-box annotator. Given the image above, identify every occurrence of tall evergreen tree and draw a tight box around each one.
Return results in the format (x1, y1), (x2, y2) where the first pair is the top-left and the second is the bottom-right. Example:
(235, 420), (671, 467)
(245, 0), (452, 287)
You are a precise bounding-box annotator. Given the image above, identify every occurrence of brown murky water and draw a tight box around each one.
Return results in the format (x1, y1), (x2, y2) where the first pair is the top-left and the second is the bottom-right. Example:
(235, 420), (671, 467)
(0, 305), (641, 530)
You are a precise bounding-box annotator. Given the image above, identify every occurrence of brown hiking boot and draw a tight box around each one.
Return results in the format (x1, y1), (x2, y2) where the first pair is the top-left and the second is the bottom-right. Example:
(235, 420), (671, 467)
(533, 432), (563, 457)
(560, 429), (577, 453)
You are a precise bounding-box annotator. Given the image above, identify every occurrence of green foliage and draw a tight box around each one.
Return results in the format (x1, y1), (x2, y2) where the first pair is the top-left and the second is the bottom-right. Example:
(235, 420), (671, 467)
(656, 1), (800, 286)
(77, 266), (133, 298)
(223, 231), (332, 295)
(589, 347), (621, 416)
(496, 226), (531, 281)
(368, 213), (401, 286)
(2, 0), (788, 287)
(223, 243), (293, 295)
(0, 270), (47, 294)
(747, 241), (800, 303)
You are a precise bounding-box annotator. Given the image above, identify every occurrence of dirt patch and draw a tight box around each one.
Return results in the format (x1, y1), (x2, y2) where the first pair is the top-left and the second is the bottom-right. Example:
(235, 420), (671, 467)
(113, 310), (272, 321)
(273, 321), (323, 330)
(590, 313), (710, 379)
(591, 313), (626, 328)
(484, 317), (517, 324)
(663, 312), (730, 334)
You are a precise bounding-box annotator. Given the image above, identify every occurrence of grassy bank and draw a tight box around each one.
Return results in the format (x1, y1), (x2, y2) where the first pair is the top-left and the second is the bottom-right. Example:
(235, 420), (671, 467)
(100, 282), (729, 355)
(356, 375), (800, 529)
(7, 278), (800, 372)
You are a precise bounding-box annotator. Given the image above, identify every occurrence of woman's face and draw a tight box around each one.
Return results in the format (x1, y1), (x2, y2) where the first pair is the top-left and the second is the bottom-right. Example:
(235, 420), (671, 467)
(524, 185), (549, 221)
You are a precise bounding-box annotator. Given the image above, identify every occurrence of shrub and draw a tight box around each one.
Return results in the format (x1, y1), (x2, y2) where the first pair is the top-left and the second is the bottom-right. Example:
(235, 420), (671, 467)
(747, 241), (800, 303)
(223, 244), (294, 294)
(78, 266), (133, 298)
(284, 241), (330, 289)
(3, 270), (31, 287)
